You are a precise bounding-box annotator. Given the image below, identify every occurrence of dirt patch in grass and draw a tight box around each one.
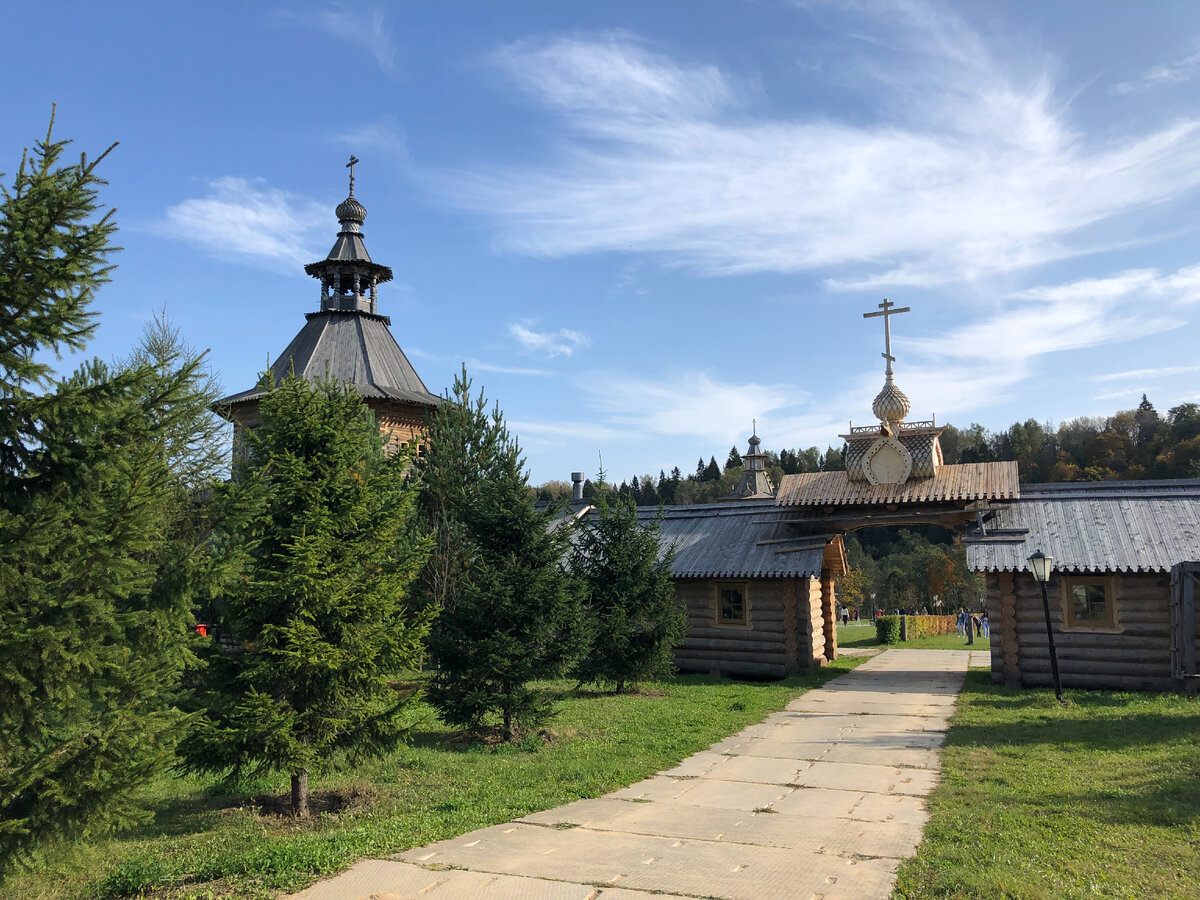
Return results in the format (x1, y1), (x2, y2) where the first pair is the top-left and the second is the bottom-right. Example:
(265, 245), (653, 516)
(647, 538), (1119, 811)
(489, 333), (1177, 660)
(220, 783), (379, 819)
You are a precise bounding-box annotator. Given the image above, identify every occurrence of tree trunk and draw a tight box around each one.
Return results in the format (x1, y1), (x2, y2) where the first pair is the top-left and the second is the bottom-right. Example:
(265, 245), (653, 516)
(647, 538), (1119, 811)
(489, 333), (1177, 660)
(503, 708), (514, 742)
(291, 768), (309, 817)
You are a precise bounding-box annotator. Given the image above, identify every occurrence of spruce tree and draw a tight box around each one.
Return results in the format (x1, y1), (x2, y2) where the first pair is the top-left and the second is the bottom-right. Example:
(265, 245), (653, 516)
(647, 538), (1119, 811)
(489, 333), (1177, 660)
(179, 374), (430, 816)
(571, 484), (684, 693)
(0, 116), (223, 871)
(725, 445), (743, 470)
(703, 455), (722, 482)
(418, 368), (582, 740)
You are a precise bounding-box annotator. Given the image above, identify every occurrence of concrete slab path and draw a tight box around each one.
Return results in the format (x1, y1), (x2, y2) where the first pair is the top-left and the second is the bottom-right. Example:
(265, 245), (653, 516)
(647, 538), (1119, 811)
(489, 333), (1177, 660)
(292, 649), (989, 900)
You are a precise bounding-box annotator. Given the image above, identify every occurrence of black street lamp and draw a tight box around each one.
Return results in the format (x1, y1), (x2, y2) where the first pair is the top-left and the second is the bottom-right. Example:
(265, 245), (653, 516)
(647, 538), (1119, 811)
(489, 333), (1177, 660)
(1027, 549), (1064, 703)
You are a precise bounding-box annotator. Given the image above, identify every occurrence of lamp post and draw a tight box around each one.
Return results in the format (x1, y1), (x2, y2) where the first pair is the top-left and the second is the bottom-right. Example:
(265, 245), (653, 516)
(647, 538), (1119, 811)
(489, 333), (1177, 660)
(1027, 549), (1064, 703)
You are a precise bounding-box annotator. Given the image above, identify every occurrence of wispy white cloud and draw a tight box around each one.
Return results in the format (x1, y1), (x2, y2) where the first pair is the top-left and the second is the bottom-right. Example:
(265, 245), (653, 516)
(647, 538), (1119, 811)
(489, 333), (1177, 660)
(1112, 41), (1200, 95)
(466, 358), (550, 376)
(154, 177), (326, 268)
(436, 9), (1200, 287)
(881, 263), (1200, 420)
(326, 114), (409, 164)
(276, 5), (397, 76)
(579, 369), (810, 444)
(1095, 363), (1200, 383)
(509, 322), (590, 357)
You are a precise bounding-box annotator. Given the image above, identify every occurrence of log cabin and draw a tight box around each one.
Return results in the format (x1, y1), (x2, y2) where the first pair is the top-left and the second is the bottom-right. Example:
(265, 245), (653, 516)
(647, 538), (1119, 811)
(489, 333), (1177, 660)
(965, 480), (1200, 691)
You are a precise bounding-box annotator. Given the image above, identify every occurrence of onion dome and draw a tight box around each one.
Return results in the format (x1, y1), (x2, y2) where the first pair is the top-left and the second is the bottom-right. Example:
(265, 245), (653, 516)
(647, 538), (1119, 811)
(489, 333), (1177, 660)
(872, 375), (911, 426)
(335, 194), (367, 226)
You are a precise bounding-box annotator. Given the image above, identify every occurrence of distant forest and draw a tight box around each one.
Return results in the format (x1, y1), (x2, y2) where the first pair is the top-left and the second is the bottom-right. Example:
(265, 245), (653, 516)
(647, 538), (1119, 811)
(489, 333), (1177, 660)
(535, 396), (1200, 507)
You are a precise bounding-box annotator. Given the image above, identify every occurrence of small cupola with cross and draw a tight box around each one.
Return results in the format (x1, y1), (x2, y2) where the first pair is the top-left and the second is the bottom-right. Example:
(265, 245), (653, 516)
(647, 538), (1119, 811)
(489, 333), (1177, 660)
(720, 421), (777, 501)
(303, 155), (394, 315)
(841, 300), (944, 485)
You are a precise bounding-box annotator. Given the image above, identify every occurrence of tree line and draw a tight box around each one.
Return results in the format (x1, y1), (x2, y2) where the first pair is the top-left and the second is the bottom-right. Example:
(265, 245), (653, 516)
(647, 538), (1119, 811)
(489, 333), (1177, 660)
(538, 399), (1200, 508)
(0, 120), (684, 876)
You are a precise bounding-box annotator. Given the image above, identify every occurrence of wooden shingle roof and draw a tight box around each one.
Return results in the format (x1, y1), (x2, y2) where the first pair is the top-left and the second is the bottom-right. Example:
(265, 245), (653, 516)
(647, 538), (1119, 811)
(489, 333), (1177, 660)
(775, 461), (1019, 507)
(219, 310), (441, 408)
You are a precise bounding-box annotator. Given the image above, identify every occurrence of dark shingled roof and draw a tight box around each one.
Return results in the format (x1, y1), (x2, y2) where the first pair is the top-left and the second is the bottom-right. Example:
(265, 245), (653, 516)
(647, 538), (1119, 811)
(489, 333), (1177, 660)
(965, 479), (1200, 574)
(220, 310), (441, 408)
(618, 500), (836, 579)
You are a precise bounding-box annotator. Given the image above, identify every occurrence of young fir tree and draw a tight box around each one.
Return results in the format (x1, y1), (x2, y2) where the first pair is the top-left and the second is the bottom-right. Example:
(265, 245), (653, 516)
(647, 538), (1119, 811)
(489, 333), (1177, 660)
(570, 482), (685, 693)
(418, 367), (582, 740)
(0, 115), (223, 872)
(179, 374), (431, 816)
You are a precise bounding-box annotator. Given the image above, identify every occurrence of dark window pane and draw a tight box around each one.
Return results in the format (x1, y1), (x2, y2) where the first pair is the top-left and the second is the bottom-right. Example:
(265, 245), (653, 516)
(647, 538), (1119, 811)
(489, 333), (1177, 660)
(1071, 584), (1108, 621)
(720, 588), (744, 621)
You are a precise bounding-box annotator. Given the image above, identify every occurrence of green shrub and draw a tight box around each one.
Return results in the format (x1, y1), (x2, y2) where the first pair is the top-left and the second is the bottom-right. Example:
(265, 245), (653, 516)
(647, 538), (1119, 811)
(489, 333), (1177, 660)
(876, 615), (902, 644)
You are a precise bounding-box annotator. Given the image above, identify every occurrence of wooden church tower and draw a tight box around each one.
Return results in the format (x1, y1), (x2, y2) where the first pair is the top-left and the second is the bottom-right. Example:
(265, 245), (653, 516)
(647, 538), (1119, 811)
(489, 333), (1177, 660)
(219, 158), (441, 449)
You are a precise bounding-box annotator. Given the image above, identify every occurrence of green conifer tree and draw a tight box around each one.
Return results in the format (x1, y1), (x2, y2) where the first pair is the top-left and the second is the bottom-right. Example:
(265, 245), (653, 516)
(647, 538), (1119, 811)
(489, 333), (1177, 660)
(571, 484), (684, 693)
(725, 445), (743, 470)
(418, 368), (582, 740)
(0, 115), (222, 872)
(179, 374), (430, 816)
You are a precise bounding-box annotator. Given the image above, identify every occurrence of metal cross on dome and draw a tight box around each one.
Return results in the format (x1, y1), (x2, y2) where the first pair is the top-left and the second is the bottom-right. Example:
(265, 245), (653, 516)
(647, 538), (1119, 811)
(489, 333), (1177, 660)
(863, 298), (910, 376)
(346, 155), (360, 196)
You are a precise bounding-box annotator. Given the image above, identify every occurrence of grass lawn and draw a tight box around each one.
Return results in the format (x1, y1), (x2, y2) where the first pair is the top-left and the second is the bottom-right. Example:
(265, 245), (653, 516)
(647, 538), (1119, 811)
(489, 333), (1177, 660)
(894, 671), (1200, 899)
(7, 660), (864, 900)
(838, 622), (990, 652)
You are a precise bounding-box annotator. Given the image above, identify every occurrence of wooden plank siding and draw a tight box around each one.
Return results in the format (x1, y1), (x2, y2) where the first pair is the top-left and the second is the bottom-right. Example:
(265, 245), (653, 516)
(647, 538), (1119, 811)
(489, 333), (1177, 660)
(673, 577), (826, 678)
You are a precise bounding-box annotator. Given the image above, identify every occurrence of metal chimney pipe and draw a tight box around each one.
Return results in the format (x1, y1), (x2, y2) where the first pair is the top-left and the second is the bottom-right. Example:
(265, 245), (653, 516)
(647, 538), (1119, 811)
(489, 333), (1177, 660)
(571, 471), (584, 502)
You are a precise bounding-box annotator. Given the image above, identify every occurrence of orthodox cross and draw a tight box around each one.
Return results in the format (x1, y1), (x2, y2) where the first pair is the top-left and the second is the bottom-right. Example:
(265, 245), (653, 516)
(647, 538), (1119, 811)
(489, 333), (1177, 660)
(346, 155), (360, 196)
(752, 418), (757, 436)
(863, 298), (910, 376)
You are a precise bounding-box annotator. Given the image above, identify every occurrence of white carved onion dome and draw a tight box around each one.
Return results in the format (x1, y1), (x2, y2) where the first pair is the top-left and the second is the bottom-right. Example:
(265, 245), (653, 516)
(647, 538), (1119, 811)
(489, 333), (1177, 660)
(335, 194), (367, 227)
(872, 375), (911, 426)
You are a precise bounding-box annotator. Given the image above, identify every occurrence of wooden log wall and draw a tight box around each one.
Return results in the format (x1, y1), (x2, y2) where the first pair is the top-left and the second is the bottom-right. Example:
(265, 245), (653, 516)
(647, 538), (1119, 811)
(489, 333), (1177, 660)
(371, 399), (428, 454)
(996, 570), (1176, 692)
(808, 575), (826, 669)
(673, 577), (823, 678)
(986, 571), (1020, 687)
(820, 569), (837, 662)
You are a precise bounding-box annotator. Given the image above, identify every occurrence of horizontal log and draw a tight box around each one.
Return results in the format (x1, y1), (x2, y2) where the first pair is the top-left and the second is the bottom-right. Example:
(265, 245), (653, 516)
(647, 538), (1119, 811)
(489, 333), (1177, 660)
(1013, 631), (1168, 649)
(676, 649), (786, 665)
(680, 637), (786, 653)
(675, 659), (789, 678)
(1019, 658), (1171, 677)
(1019, 671), (1175, 691)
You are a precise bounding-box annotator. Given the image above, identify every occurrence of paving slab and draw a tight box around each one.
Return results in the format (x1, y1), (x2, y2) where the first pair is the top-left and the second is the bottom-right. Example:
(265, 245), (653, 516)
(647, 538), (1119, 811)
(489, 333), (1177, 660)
(516, 797), (924, 858)
(287, 648), (969, 900)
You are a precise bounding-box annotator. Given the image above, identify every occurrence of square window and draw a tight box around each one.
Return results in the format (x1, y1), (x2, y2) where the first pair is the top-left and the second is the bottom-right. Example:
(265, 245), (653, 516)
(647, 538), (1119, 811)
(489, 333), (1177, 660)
(1071, 584), (1107, 621)
(1060, 578), (1117, 630)
(717, 585), (747, 625)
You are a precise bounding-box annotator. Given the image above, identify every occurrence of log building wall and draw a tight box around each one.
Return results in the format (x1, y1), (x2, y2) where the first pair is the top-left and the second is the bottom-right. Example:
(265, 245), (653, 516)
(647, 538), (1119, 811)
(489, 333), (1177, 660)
(673, 576), (830, 679)
(986, 570), (1182, 691)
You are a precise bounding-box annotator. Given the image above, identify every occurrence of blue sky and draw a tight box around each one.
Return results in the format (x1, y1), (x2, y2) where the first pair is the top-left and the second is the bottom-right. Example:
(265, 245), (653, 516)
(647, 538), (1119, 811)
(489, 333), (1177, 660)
(7, 1), (1200, 484)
